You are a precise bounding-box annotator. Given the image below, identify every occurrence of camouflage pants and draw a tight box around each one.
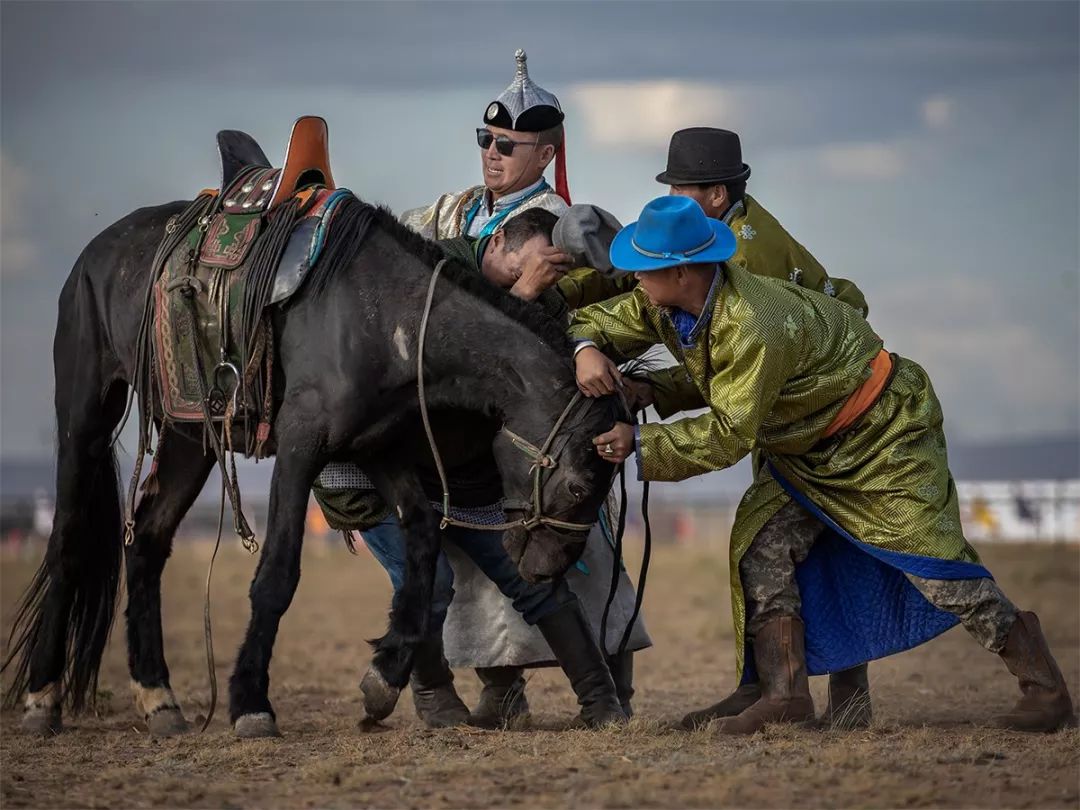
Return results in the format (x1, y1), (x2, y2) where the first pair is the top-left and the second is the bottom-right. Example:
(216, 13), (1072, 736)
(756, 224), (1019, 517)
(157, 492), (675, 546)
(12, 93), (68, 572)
(740, 500), (1018, 653)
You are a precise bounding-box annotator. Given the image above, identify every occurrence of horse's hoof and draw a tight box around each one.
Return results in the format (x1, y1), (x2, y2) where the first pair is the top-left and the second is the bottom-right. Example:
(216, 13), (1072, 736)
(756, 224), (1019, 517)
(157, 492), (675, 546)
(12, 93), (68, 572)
(233, 712), (281, 738)
(21, 705), (62, 736)
(147, 707), (191, 737)
(360, 666), (401, 722)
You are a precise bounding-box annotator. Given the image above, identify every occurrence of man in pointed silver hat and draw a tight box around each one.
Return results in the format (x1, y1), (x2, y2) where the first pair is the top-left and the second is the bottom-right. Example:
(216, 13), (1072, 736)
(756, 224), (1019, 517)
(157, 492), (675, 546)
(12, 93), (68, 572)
(402, 49), (572, 242)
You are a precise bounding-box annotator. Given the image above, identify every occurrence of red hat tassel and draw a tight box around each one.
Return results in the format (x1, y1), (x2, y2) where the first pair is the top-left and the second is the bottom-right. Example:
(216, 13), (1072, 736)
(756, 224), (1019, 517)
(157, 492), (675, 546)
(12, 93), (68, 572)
(554, 139), (571, 205)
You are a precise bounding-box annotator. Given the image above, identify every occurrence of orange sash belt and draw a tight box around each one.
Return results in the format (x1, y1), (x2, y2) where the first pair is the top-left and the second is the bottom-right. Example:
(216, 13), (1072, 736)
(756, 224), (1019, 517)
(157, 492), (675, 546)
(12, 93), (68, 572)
(823, 349), (893, 438)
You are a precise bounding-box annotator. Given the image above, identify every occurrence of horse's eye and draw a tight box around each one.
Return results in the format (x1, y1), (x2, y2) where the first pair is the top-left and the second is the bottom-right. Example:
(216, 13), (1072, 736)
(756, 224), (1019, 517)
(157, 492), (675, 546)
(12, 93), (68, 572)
(568, 482), (587, 501)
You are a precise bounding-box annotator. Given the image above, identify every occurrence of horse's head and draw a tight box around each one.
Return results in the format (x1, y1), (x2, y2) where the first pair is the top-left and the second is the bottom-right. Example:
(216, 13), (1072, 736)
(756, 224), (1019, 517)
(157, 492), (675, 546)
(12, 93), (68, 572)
(495, 392), (629, 583)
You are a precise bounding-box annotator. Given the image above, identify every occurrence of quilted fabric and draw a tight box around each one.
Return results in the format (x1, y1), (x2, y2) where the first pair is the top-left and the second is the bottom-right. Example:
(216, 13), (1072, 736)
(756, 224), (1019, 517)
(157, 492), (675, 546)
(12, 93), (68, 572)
(741, 465), (992, 681)
(314, 461), (508, 527)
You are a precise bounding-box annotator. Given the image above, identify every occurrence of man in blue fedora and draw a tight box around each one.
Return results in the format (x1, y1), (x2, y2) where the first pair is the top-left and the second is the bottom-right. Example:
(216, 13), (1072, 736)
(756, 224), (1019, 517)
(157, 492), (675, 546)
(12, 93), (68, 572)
(568, 196), (1075, 735)
(656, 126), (876, 728)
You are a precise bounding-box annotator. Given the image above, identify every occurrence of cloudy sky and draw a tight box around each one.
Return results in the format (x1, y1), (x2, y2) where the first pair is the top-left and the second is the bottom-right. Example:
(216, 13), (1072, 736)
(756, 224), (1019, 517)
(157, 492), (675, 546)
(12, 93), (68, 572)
(2, 1), (1077, 458)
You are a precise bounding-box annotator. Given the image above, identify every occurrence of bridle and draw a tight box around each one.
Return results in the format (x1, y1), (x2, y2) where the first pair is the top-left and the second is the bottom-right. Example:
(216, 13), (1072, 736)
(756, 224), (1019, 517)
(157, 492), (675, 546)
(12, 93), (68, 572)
(416, 258), (594, 536)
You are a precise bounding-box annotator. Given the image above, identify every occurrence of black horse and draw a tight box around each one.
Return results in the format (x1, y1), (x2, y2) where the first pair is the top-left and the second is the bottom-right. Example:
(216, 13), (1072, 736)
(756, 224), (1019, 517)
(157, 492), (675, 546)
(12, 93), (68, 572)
(3, 194), (621, 737)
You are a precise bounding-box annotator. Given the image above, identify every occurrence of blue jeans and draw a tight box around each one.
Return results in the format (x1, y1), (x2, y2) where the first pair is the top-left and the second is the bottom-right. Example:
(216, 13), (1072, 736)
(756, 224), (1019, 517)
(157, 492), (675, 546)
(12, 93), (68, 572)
(360, 515), (574, 632)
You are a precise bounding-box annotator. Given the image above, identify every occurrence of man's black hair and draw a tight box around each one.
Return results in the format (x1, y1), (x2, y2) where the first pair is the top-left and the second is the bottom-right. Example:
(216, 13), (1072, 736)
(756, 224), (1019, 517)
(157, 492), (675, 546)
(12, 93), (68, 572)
(697, 181), (746, 204)
(537, 123), (565, 150)
(501, 208), (559, 252)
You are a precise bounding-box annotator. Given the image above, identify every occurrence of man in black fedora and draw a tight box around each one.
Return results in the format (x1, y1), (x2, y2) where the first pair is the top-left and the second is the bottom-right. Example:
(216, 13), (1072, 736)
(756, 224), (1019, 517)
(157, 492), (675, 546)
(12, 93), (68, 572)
(652, 127), (874, 731)
(658, 127), (867, 316)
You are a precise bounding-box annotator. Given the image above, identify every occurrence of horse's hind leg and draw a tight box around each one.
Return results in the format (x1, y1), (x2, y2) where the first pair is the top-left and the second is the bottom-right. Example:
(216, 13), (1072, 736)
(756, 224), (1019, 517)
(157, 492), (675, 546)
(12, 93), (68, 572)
(7, 378), (127, 735)
(125, 427), (213, 736)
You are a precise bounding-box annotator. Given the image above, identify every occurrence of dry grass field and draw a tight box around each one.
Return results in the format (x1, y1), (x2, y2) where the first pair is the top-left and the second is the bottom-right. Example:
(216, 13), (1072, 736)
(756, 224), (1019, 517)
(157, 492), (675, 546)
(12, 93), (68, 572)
(2, 537), (1078, 809)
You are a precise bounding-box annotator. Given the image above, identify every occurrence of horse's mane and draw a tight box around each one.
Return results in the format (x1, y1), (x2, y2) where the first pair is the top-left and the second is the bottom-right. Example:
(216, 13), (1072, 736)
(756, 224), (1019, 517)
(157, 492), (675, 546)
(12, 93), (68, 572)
(307, 195), (573, 357)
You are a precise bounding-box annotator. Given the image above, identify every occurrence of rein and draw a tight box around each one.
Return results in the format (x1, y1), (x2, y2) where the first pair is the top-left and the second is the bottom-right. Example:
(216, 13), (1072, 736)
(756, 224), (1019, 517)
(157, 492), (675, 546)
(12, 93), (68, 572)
(598, 412), (653, 660)
(416, 259), (593, 536)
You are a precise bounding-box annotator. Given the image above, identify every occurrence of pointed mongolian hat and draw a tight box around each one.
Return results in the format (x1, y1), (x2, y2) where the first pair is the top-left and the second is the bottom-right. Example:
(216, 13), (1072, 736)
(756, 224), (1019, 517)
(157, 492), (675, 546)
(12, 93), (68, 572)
(483, 49), (571, 204)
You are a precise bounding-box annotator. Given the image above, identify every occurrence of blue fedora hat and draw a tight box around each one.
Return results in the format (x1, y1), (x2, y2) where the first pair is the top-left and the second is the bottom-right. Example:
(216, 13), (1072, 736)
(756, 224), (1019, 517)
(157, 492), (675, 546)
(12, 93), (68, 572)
(609, 196), (736, 272)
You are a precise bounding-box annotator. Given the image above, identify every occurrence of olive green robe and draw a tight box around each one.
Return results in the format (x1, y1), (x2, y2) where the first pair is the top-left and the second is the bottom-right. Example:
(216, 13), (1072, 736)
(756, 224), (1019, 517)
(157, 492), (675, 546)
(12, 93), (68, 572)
(569, 266), (979, 676)
(725, 195), (868, 317)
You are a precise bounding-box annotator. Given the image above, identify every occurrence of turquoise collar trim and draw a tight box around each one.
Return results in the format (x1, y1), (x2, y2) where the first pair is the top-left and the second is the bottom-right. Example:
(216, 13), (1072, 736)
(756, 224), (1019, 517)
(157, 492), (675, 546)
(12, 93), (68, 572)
(464, 179), (552, 239)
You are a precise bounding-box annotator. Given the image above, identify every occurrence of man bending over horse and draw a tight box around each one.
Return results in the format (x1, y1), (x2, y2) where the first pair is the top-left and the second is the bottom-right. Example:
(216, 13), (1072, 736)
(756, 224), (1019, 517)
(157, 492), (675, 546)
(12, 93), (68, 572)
(570, 195), (1076, 734)
(647, 127), (875, 729)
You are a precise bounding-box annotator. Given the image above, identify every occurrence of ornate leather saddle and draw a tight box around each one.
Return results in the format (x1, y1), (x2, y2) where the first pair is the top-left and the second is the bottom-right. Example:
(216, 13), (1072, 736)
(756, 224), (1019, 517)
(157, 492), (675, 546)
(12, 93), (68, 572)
(150, 116), (353, 430)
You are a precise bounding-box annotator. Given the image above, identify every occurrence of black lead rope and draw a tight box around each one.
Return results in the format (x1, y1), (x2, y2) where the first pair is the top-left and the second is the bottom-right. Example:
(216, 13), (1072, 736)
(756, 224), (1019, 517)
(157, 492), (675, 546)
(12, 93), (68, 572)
(618, 440), (651, 654)
(598, 411), (652, 660)
(598, 464), (628, 656)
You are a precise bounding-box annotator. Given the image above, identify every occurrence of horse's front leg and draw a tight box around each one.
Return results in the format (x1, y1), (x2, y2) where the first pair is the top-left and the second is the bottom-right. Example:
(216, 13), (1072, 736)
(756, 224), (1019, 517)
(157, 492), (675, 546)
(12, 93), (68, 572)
(359, 466), (442, 723)
(228, 433), (323, 738)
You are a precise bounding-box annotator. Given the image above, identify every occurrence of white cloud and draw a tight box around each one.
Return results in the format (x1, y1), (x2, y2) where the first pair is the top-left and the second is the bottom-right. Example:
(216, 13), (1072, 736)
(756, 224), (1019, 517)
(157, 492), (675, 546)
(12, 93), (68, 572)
(0, 153), (38, 279)
(817, 142), (905, 180)
(871, 275), (1078, 437)
(567, 81), (739, 150)
(922, 95), (954, 129)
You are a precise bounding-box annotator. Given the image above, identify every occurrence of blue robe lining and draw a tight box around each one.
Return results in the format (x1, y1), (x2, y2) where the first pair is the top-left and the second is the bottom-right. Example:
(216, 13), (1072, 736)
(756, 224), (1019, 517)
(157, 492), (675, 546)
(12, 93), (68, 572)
(739, 463), (992, 682)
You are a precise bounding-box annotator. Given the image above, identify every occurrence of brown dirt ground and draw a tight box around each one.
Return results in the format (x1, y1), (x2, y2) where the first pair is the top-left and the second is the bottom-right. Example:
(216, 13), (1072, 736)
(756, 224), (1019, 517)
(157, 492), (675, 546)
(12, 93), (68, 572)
(2, 539), (1078, 809)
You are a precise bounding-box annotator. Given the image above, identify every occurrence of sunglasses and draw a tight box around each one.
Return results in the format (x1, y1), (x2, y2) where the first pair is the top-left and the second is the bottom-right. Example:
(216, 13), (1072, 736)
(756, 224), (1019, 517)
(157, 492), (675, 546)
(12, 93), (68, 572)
(476, 128), (539, 157)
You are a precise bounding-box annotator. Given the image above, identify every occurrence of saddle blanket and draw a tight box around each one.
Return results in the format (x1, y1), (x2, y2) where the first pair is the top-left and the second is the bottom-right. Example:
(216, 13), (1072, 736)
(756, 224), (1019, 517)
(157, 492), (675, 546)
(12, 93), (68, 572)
(152, 177), (352, 422)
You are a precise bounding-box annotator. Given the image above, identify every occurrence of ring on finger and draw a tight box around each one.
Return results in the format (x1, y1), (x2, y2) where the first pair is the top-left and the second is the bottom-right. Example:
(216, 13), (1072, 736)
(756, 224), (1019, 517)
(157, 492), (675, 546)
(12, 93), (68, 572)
(603, 443), (614, 455)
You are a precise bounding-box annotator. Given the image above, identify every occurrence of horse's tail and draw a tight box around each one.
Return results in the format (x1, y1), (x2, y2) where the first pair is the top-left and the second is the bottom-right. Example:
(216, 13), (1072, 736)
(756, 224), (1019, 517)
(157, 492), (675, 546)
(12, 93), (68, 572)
(3, 268), (126, 713)
(2, 433), (124, 714)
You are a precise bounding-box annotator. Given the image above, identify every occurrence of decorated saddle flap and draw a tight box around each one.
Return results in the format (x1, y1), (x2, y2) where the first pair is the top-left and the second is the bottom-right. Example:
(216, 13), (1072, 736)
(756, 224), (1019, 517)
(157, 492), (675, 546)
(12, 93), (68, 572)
(152, 171), (352, 424)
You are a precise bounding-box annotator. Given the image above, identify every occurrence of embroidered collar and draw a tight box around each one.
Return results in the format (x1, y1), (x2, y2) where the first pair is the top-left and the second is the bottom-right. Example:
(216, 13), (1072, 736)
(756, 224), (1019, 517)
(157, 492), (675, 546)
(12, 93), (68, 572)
(481, 177), (548, 216)
(668, 265), (725, 349)
(464, 178), (551, 238)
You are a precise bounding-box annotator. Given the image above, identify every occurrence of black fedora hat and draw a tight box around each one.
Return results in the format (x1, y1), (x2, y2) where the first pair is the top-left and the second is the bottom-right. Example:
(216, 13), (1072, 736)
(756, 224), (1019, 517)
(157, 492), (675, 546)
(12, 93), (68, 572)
(656, 127), (751, 186)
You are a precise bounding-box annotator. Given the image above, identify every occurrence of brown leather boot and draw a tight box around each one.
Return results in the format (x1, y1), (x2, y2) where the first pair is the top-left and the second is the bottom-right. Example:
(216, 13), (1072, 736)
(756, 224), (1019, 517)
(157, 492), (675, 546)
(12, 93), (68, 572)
(823, 663), (873, 730)
(715, 616), (816, 735)
(993, 611), (1077, 732)
(681, 683), (761, 729)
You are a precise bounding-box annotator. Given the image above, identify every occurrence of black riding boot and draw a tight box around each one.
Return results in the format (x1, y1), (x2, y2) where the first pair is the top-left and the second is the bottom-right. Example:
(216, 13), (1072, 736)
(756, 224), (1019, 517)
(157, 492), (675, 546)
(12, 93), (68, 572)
(410, 636), (470, 728)
(608, 650), (635, 717)
(823, 663), (873, 729)
(537, 602), (627, 728)
(468, 666), (530, 728)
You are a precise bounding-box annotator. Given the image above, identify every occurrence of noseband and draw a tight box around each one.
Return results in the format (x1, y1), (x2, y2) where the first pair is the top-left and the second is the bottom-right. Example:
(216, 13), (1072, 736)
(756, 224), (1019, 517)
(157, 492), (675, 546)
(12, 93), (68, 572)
(416, 259), (594, 536)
